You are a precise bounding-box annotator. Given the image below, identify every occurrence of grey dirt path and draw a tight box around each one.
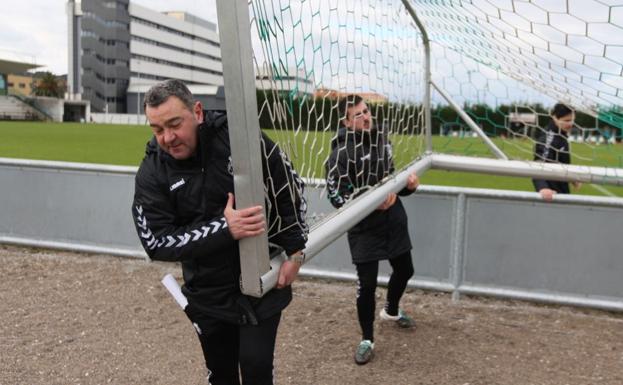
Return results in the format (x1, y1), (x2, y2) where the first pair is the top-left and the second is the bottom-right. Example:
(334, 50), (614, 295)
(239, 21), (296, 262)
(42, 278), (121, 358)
(1, 245), (622, 385)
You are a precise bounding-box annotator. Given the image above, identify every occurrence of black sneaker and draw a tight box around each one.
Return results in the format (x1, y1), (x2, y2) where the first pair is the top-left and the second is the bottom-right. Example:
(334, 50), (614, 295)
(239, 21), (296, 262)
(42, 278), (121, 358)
(354, 339), (374, 365)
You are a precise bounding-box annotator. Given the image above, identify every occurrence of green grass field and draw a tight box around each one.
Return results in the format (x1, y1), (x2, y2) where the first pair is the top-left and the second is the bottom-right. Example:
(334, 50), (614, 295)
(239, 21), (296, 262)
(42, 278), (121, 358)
(0, 121), (152, 166)
(1, 121), (622, 197)
(419, 136), (623, 197)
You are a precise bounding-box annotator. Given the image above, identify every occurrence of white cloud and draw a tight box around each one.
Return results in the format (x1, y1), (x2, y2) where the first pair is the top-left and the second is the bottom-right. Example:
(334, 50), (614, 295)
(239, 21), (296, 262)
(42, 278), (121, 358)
(0, 1), (67, 74)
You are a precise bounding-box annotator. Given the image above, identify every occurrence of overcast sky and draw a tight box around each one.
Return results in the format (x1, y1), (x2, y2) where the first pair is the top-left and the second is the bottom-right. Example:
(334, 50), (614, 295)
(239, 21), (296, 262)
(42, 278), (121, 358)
(0, 0), (217, 75)
(1, 0), (619, 110)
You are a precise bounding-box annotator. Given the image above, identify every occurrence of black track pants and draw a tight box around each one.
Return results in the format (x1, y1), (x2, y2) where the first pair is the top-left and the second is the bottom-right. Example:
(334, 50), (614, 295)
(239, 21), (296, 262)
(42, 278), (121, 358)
(355, 252), (414, 341)
(194, 312), (281, 385)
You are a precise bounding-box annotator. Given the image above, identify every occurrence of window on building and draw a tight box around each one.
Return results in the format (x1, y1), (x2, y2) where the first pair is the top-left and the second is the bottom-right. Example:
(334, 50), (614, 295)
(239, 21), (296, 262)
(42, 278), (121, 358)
(80, 30), (98, 39)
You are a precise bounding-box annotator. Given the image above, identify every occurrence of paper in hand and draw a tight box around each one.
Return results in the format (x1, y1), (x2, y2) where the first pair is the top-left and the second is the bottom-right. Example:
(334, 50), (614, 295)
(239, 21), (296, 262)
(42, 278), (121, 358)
(161, 274), (188, 309)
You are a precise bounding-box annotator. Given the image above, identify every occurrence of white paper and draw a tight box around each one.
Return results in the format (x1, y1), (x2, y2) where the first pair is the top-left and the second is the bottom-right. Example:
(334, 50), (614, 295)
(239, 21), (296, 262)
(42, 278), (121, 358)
(161, 274), (188, 309)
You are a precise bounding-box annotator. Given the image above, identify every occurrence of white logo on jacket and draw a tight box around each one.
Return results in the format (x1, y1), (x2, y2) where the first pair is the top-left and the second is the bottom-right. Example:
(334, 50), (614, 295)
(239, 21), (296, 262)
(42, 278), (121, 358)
(169, 178), (185, 191)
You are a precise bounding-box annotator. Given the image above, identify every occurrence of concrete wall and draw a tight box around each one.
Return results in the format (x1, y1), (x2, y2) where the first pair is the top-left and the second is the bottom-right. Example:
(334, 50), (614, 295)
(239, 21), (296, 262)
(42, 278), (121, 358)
(91, 112), (147, 125)
(1, 158), (622, 311)
(30, 97), (64, 122)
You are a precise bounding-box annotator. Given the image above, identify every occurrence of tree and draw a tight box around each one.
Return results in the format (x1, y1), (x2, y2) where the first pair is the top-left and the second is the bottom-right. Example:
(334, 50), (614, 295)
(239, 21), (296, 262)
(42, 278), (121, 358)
(32, 72), (64, 98)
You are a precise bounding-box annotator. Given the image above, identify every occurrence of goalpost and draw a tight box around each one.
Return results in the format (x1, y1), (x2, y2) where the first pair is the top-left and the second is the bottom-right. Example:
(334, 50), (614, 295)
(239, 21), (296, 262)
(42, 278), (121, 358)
(214, 0), (623, 297)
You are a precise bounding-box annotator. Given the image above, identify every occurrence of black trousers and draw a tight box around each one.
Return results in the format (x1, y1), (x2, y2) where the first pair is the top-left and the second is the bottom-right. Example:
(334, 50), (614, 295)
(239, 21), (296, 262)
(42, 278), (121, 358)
(194, 312), (281, 385)
(355, 251), (414, 342)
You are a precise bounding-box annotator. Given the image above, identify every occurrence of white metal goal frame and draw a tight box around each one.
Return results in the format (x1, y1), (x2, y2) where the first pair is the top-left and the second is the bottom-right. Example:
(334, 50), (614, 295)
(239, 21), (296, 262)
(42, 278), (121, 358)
(215, 0), (623, 297)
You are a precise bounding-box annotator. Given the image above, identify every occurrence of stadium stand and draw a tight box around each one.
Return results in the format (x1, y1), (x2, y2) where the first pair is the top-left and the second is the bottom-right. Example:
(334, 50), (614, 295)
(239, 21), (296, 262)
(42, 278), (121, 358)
(0, 95), (45, 121)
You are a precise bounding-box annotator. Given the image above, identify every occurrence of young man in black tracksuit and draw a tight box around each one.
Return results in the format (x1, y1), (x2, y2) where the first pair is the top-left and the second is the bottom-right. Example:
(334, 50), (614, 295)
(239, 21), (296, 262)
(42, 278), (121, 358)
(325, 94), (419, 365)
(132, 80), (307, 385)
(532, 103), (579, 201)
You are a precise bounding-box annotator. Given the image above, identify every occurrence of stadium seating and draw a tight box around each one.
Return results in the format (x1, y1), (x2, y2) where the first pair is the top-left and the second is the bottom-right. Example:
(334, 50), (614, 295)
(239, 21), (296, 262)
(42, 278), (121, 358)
(0, 95), (44, 121)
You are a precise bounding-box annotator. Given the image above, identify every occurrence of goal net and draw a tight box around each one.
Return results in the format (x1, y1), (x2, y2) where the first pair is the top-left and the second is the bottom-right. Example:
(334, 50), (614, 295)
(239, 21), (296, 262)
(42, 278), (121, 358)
(416, 1), (623, 196)
(250, 0), (428, 221)
(216, 0), (623, 295)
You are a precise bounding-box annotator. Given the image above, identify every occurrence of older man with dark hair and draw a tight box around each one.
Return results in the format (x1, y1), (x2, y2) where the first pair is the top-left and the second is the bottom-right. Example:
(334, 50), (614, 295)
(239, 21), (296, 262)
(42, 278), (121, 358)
(132, 79), (307, 385)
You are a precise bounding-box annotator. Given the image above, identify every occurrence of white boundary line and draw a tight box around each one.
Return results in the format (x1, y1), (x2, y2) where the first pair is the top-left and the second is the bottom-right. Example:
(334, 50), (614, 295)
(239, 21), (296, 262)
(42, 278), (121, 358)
(591, 183), (617, 197)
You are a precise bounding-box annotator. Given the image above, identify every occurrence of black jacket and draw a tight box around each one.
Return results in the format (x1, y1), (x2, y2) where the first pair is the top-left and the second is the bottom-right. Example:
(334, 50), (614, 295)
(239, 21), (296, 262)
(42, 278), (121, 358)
(532, 120), (571, 194)
(132, 111), (307, 324)
(325, 126), (413, 263)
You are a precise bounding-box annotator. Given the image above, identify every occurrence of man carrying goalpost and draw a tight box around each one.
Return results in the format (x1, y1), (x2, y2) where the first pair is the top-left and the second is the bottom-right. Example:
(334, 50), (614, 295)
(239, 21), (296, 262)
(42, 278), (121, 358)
(132, 80), (307, 385)
(326, 94), (420, 365)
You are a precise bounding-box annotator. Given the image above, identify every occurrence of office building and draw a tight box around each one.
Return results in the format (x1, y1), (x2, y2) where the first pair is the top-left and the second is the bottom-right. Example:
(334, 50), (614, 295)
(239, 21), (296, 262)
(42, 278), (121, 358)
(67, 0), (223, 113)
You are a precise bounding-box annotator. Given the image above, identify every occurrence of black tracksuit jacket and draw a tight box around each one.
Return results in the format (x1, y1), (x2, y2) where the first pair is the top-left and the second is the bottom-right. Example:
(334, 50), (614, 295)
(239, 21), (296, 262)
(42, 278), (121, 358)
(325, 126), (414, 264)
(532, 120), (571, 194)
(132, 111), (307, 324)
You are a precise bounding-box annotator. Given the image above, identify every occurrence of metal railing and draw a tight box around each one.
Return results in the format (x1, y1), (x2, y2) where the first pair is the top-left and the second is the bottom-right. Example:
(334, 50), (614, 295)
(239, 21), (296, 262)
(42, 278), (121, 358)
(1, 157), (623, 311)
(6, 94), (54, 121)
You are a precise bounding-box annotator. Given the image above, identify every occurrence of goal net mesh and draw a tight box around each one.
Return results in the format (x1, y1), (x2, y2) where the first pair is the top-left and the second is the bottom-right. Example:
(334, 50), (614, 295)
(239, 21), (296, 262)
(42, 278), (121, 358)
(418, 0), (623, 195)
(249, 0), (428, 228)
(243, 0), (623, 234)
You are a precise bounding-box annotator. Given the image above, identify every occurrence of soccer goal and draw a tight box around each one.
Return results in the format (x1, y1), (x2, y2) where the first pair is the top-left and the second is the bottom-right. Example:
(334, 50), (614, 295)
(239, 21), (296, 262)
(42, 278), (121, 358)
(215, 0), (623, 297)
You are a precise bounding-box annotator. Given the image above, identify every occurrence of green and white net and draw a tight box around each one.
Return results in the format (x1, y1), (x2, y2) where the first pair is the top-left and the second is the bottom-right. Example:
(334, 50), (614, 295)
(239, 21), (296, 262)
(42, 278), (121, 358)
(249, 0), (428, 228)
(245, 0), (623, 227)
(416, 0), (623, 195)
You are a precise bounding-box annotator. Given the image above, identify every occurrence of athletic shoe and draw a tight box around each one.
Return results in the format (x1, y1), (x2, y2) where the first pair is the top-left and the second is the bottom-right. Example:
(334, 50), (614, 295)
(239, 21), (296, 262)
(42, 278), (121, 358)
(354, 339), (374, 365)
(379, 308), (416, 328)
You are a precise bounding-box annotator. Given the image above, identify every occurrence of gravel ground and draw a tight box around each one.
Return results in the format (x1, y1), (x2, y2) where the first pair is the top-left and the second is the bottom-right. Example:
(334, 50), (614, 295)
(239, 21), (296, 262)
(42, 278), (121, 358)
(1, 244), (622, 385)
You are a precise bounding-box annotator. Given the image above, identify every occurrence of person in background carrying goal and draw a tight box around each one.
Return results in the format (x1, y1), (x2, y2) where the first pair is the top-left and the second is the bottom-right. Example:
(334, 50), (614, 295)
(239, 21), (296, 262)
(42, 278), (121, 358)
(533, 103), (580, 201)
(325, 94), (419, 365)
(131, 80), (308, 385)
